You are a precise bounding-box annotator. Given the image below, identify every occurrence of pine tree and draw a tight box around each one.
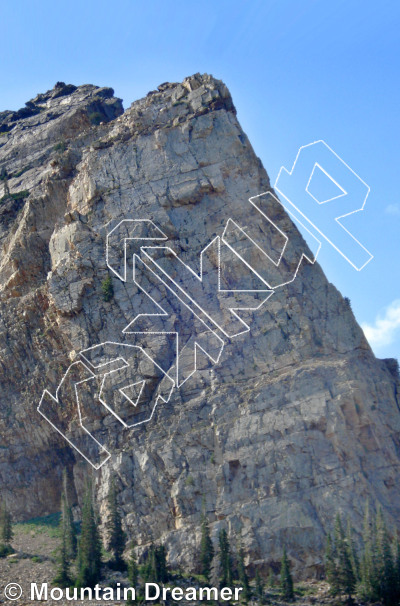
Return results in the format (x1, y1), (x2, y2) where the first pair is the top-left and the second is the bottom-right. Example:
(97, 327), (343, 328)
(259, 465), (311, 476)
(53, 528), (73, 588)
(375, 506), (396, 605)
(126, 542), (139, 606)
(53, 479), (76, 588)
(101, 274), (114, 302)
(105, 478), (126, 569)
(237, 544), (250, 602)
(141, 544), (155, 583)
(255, 569), (264, 604)
(155, 544), (168, 583)
(393, 530), (400, 604)
(76, 483), (102, 588)
(334, 514), (355, 602)
(199, 511), (214, 582)
(325, 533), (339, 595)
(127, 541), (139, 586)
(218, 528), (233, 586)
(62, 469), (77, 560)
(280, 547), (294, 601)
(141, 543), (168, 583)
(0, 500), (13, 545)
(359, 501), (379, 602)
(346, 519), (360, 582)
(267, 568), (275, 587)
(60, 492), (77, 561)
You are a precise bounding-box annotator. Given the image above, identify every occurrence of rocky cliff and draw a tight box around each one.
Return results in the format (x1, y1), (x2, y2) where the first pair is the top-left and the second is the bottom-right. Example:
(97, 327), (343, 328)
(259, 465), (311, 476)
(0, 74), (399, 577)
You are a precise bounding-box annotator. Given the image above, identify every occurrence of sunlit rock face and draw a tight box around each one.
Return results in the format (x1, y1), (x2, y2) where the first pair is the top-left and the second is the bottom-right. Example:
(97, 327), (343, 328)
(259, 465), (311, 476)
(0, 74), (399, 577)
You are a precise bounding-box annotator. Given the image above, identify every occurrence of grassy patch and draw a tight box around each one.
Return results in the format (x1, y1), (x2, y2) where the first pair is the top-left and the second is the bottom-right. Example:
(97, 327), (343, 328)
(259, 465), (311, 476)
(12, 166), (31, 179)
(88, 111), (104, 125)
(16, 512), (61, 538)
(53, 140), (66, 153)
(295, 583), (319, 597)
(10, 190), (29, 200)
(0, 190), (29, 204)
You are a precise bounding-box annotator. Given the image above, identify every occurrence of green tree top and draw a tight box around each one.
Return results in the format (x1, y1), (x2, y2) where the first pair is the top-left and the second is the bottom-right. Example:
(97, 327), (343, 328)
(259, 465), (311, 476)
(218, 528), (233, 586)
(199, 511), (214, 582)
(76, 482), (102, 588)
(0, 500), (13, 545)
(105, 478), (126, 568)
(280, 547), (294, 602)
(237, 543), (250, 602)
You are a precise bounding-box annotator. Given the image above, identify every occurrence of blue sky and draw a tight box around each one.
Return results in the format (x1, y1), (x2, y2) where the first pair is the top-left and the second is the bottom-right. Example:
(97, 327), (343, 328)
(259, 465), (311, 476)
(2, 0), (399, 360)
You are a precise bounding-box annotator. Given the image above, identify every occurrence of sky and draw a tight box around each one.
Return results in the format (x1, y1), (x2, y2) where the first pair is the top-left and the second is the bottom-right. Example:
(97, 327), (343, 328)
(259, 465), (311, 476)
(1, 0), (399, 360)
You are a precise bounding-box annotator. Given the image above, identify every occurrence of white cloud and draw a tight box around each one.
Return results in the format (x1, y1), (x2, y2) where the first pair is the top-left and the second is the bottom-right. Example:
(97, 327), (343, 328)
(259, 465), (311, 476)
(362, 300), (400, 349)
(385, 203), (400, 217)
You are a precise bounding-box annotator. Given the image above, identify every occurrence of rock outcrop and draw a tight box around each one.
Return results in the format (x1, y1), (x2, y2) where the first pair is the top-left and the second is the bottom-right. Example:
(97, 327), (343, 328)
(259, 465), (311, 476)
(0, 74), (399, 576)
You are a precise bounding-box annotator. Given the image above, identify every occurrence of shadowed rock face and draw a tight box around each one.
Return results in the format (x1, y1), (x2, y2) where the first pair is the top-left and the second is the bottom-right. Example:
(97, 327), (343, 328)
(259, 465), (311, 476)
(0, 74), (399, 576)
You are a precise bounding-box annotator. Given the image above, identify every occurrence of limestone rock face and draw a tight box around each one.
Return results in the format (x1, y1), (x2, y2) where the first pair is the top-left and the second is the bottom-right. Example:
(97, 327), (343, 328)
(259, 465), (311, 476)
(0, 74), (399, 576)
